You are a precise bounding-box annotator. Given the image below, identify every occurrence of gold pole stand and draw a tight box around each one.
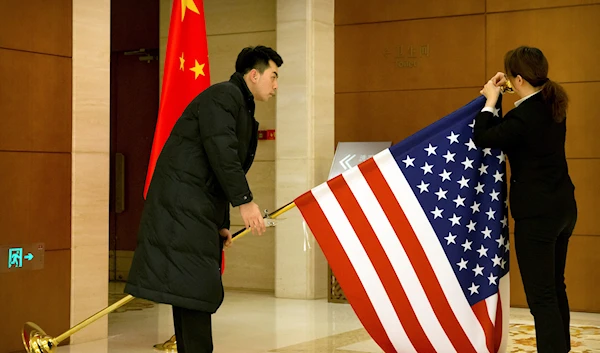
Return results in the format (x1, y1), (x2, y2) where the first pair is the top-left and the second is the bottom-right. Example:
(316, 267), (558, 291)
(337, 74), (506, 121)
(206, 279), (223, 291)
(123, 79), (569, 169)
(22, 202), (296, 353)
(23, 295), (135, 353)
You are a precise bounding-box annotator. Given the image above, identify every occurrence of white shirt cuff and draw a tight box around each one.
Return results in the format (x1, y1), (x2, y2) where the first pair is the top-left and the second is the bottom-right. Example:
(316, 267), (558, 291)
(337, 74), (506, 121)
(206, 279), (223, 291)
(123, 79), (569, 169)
(481, 107), (495, 114)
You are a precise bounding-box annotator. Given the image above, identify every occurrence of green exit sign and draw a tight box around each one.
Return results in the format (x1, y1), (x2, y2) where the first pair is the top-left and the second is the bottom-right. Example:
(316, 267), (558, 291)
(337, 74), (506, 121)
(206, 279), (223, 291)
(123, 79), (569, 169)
(0, 243), (45, 273)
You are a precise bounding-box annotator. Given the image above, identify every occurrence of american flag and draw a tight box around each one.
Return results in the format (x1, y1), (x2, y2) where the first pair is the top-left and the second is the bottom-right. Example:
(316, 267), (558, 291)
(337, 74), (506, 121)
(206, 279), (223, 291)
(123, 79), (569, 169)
(295, 95), (510, 353)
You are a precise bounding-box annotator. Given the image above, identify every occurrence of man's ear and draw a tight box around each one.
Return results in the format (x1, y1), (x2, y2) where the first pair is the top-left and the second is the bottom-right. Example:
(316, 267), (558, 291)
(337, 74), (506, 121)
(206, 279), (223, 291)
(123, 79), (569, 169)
(249, 68), (259, 83)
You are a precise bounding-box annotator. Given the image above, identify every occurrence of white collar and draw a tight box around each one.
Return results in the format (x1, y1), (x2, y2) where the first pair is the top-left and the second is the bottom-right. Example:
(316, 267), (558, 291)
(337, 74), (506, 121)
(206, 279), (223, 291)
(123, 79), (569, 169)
(514, 90), (541, 107)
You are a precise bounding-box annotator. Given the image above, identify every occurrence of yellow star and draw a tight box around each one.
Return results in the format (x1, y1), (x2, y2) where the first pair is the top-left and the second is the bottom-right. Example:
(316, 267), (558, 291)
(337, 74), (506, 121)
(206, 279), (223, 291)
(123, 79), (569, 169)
(179, 52), (185, 70)
(181, 0), (200, 22)
(189, 60), (205, 79)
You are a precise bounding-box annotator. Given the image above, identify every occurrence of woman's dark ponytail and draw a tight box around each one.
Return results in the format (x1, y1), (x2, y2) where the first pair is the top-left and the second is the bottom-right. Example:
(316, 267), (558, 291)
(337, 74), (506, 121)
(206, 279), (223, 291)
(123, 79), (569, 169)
(541, 79), (569, 123)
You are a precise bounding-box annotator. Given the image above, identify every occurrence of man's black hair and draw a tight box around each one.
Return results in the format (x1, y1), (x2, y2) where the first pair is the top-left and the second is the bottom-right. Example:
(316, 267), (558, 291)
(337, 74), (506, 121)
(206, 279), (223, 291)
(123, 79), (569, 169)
(235, 45), (283, 74)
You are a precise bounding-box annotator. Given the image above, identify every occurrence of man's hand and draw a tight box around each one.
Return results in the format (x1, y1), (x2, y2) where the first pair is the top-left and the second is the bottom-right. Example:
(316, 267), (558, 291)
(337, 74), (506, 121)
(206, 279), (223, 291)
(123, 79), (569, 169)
(219, 228), (233, 249)
(239, 201), (266, 235)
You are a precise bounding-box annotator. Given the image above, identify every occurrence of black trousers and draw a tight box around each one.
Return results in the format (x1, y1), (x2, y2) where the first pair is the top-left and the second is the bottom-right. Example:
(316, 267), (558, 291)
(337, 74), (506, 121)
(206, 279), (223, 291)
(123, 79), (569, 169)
(514, 206), (577, 353)
(172, 306), (213, 353)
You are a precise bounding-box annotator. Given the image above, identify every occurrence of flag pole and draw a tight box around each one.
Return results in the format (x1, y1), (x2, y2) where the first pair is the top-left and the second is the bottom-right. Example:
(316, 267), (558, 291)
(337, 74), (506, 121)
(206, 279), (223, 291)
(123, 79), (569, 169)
(22, 201), (298, 353)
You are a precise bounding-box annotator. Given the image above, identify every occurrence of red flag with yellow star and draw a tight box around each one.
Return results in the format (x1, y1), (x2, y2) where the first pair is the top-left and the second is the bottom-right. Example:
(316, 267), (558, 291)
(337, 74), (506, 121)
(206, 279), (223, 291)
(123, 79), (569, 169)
(143, 0), (229, 275)
(144, 0), (210, 197)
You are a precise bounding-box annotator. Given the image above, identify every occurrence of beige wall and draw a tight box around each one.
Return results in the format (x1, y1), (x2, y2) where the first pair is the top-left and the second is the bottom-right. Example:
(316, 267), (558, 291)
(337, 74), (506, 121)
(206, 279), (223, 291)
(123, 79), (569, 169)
(274, 0), (334, 299)
(70, 0), (111, 343)
(160, 0), (277, 292)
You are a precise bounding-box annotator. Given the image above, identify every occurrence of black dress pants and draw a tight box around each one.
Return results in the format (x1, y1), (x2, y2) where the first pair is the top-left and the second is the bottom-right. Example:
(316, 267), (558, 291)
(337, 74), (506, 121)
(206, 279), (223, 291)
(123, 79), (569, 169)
(514, 206), (577, 353)
(172, 306), (213, 353)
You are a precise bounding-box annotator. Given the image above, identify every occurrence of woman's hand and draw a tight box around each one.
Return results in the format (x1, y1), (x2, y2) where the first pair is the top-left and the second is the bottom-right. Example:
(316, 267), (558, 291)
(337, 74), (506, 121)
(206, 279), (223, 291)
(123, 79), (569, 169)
(480, 80), (501, 108)
(490, 71), (507, 86)
(481, 80), (501, 99)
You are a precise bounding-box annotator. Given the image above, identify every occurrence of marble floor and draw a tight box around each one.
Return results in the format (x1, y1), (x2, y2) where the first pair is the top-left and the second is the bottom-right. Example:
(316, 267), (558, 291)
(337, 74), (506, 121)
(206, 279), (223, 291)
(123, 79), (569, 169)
(53, 282), (600, 353)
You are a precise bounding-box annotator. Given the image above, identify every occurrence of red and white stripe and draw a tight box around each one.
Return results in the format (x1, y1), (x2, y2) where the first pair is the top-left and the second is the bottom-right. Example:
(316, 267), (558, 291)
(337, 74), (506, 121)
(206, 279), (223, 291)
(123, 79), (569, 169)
(295, 149), (509, 353)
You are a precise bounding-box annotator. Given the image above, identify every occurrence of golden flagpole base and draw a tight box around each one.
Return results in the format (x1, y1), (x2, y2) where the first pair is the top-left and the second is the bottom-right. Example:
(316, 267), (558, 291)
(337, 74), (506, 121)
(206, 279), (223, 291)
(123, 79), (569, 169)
(21, 202), (296, 353)
(153, 334), (177, 352)
(22, 322), (57, 353)
(22, 295), (135, 353)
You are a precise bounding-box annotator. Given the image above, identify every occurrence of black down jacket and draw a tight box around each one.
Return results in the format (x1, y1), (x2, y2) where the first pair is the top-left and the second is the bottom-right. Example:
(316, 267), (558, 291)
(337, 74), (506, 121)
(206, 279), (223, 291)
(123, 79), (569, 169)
(125, 72), (259, 312)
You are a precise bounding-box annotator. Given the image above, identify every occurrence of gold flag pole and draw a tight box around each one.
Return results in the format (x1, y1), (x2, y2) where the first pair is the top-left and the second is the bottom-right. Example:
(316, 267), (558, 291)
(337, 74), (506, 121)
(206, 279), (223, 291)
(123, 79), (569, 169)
(22, 202), (297, 353)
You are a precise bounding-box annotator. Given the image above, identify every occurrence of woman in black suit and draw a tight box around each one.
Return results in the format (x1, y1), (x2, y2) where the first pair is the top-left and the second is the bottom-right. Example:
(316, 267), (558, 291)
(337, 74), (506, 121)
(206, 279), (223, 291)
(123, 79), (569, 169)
(473, 46), (577, 353)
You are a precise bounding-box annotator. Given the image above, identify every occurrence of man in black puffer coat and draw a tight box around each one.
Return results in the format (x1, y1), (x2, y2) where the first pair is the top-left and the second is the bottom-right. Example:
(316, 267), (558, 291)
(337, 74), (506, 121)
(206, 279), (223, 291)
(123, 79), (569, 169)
(125, 46), (283, 352)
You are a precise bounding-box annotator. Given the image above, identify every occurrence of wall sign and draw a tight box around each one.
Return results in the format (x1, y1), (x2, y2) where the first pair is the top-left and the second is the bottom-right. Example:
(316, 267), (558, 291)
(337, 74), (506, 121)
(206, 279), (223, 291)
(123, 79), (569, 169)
(383, 44), (431, 69)
(0, 243), (45, 273)
(329, 142), (393, 179)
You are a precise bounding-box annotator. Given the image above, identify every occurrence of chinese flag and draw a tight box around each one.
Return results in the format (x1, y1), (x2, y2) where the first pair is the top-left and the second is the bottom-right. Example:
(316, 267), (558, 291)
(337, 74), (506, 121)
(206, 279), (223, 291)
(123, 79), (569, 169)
(144, 1), (228, 273)
(144, 0), (211, 197)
